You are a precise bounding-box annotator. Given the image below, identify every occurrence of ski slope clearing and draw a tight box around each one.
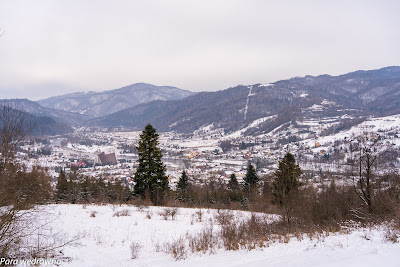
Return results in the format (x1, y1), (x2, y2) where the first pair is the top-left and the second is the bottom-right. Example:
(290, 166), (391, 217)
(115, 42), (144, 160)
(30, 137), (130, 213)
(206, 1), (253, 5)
(20, 204), (400, 267)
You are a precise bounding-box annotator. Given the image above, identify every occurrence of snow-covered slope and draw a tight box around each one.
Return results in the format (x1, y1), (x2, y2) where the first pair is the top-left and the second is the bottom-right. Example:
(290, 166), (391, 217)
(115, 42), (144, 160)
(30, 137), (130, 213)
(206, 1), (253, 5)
(27, 204), (400, 267)
(303, 114), (400, 147)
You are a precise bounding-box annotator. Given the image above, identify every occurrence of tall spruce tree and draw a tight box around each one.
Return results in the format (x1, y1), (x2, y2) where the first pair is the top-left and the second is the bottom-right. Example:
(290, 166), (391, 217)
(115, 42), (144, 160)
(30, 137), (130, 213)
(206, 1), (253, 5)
(177, 170), (189, 192)
(134, 124), (168, 205)
(56, 170), (68, 202)
(228, 173), (239, 191)
(176, 170), (189, 202)
(272, 152), (301, 223)
(243, 163), (259, 197)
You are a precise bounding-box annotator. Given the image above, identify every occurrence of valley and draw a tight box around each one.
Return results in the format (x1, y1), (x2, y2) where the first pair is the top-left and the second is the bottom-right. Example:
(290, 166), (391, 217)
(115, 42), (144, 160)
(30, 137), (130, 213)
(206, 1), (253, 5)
(2, 67), (400, 266)
(2, 2), (400, 265)
(20, 112), (400, 190)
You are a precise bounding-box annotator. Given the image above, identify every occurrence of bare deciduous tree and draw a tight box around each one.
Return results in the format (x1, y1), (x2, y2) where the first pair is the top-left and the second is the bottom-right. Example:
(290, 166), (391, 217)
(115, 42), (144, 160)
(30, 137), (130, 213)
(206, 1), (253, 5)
(0, 105), (33, 168)
(0, 105), (53, 258)
(349, 132), (379, 218)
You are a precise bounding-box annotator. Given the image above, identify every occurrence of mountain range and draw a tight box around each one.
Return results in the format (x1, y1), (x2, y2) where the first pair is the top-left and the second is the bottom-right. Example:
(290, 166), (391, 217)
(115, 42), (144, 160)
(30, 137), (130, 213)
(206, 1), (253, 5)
(2, 66), (400, 136)
(87, 66), (400, 134)
(0, 83), (193, 135)
(37, 83), (193, 118)
(0, 99), (89, 126)
(0, 105), (73, 136)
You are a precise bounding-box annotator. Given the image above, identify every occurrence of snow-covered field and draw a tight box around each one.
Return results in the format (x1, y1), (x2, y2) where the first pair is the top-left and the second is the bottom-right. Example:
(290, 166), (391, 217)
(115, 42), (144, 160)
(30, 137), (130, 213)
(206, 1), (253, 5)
(21, 204), (400, 267)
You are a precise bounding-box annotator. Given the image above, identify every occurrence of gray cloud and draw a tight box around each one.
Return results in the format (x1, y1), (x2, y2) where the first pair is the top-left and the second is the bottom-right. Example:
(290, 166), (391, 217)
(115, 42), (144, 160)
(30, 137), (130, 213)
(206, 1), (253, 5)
(0, 0), (399, 100)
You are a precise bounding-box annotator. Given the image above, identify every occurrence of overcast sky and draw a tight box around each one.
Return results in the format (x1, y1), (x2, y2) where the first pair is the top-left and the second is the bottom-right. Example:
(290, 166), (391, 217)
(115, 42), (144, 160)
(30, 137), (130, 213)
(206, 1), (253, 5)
(0, 0), (399, 100)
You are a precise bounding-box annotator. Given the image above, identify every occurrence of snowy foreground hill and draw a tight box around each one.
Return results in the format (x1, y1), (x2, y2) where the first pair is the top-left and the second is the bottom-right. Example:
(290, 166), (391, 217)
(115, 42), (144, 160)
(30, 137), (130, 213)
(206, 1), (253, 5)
(23, 205), (400, 267)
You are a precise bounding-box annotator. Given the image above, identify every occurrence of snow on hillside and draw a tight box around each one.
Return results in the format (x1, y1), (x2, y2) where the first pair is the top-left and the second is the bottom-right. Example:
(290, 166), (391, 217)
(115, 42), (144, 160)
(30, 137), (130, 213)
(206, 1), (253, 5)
(24, 205), (400, 267)
(165, 136), (220, 152)
(305, 114), (400, 148)
(224, 115), (278, 139)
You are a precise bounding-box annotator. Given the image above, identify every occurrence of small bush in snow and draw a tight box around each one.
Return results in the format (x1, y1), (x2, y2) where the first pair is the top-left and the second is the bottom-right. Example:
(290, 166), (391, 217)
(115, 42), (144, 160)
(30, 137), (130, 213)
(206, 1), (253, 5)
(195, 209), (203, 222)
(163, 223), (218, 260)
(136, 204), (149, 212)
(159, 207), (179, 220)
(384, 227), (399, 243)
(215, 209), (234, 226)
(113, 209), (130, 217)
(188, 223), (218, 254)
(191, 210), (204, 224)
(130, 242), (141, 259)
(163, 237), (187, 260)
(146, 211), (152, 219)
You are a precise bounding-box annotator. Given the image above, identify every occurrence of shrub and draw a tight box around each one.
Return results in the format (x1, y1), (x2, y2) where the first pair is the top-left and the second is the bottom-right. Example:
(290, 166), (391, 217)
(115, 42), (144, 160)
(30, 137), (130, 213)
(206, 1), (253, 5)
(113, 209), (130, 217)
(163, 237), (187, 260)
(158, 207), (179, 220)
(215, 209), (234, 226)
(195, 209), (203, 222)
(130, 242), (141, 259)
(188, 223), (217, 254)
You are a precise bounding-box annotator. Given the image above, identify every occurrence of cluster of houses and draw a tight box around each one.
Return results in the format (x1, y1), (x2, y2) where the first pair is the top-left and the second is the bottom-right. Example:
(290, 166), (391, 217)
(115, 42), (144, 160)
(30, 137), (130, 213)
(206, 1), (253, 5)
(16, 118), (400, 190)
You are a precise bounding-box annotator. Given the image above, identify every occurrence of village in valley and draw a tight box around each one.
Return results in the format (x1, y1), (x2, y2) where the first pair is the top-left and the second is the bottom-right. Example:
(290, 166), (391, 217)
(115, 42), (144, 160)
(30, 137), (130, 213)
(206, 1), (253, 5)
(19, 113), (400, 191)
(3, 2), (400, 265)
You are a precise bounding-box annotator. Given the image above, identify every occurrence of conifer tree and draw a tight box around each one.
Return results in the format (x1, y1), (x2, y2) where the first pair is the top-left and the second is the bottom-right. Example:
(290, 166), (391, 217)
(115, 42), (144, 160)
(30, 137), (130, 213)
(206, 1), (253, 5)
(272, 152), (302, 223)
(243, 163), (259, 197)
(56, 170), (68, 202)
(177, 170), (189, 192)
(176, 170), (190, 202)
(134, 124), (168, 205)
(228, 173), (239, 191)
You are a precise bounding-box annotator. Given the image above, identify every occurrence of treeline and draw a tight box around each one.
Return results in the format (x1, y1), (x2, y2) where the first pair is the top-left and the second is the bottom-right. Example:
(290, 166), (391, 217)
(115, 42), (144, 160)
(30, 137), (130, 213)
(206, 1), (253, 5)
(52, 154), (400, 231)
(0, 164), (52, 209)
(170, 167), (400, 229)
(55, 170), (132, 204)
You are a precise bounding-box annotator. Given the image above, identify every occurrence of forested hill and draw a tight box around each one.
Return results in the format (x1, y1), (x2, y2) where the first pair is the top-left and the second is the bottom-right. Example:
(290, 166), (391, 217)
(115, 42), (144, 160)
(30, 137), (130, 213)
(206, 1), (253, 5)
(86, 66), (400, 134)
(37, 83), (194, 118)
(0, 107), (73, 136)
(0, 98), (88, 126)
